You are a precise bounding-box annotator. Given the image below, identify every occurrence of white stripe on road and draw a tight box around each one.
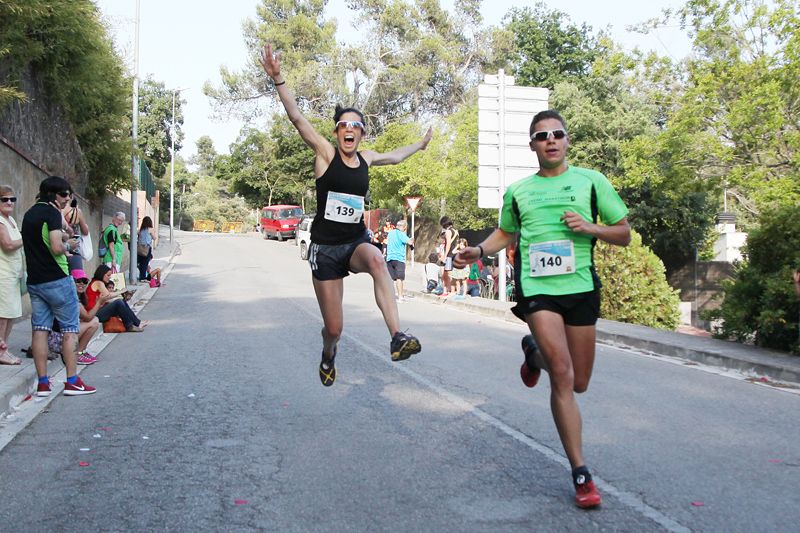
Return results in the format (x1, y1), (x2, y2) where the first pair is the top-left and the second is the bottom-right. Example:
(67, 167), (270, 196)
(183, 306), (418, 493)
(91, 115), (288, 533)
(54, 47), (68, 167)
(293, 301), (690, 532)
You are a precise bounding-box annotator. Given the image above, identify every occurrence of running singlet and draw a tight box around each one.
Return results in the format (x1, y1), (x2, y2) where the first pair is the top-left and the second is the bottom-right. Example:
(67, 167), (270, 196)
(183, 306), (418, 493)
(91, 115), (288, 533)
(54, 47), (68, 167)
(500, 166), (628, 297)
(311, 151), (369, 245)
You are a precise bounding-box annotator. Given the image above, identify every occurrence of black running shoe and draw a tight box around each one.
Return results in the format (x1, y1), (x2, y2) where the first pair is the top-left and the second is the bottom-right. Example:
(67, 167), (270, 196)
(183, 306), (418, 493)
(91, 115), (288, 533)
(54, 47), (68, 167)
(520, 334), (541, 388)
(390, 331), (421, 362)
(319, 349), (336, 387)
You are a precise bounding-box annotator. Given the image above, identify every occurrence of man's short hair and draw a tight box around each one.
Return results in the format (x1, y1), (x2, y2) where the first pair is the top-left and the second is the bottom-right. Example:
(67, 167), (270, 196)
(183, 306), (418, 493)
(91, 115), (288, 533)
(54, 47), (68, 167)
(530, 109), (568, 136)
(396, 220), (407, 229)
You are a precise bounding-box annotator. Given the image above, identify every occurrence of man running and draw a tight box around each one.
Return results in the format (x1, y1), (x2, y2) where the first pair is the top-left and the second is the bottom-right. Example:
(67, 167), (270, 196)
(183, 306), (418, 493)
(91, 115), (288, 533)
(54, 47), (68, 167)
(455, 109), (630, 508)
(260, 43), (431, 387)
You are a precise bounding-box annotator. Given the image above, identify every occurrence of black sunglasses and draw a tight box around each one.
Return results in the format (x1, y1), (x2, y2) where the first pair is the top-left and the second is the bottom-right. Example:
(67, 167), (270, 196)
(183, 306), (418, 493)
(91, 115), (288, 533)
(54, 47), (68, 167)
(530, 129), (567, 142)
(56, 191), (71, 198)
(0, 196), (16, 203)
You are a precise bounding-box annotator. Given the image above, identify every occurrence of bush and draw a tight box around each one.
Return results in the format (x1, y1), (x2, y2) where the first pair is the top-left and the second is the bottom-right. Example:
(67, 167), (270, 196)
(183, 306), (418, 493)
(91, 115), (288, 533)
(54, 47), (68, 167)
(595, 230), (681, 330)
(705, 206), (800, 353)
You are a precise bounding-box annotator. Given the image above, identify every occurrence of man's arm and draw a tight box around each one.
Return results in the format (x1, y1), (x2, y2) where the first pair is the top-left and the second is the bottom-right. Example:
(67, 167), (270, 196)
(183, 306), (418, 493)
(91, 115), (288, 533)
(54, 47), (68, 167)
(453, 228), (516, 268)
(561, 212), (631, 246)
(362, 128), (432, 166)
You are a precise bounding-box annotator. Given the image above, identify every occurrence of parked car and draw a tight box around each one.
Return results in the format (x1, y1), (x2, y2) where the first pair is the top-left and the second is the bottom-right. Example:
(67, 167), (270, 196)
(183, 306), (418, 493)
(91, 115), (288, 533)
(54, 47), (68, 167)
(260, 205), (303, 241)
(295, 214), (314, 260)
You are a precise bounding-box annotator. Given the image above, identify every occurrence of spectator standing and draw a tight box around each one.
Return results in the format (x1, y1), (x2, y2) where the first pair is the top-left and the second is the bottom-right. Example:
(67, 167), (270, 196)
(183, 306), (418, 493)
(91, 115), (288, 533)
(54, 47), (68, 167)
(439, 216), (459, 296)
(0, 185), (24, 365)
(137, 216), (154, 282)
(62, 193), (89, 272)
(454, 110), (631, 508)
(22, 176), (95, 396)
(386, 219), (413, 301)
(101, 211), (126, 272)
(450, 238), (469, 298)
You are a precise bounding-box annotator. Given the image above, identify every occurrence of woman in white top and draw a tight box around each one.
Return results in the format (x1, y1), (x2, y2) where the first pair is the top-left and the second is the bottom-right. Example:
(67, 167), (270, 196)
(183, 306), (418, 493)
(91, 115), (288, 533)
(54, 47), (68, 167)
(0, 185), (24, 365)
(137, 216), (154, 282)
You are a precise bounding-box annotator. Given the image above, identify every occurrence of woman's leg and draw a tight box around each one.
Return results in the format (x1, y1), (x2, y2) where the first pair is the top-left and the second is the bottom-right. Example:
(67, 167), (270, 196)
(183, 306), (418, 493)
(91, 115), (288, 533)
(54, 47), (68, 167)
(0, 317), (10, 346)
(311, 277), (344, 360)
(97, 299), (140, 329)
(137, 254), (148, 281)
(349, 242), (400, 336)
(78, 318), (99, 351)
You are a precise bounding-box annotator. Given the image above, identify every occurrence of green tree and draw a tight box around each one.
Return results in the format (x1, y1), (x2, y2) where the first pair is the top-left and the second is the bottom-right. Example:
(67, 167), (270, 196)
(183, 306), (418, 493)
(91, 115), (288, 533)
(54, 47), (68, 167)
(498, 2), (605, 89)
(595, 231), (681, 330)
(0, 0), (131, 199)
(137, 77), (184, 179)
(706, 205), (800, 353)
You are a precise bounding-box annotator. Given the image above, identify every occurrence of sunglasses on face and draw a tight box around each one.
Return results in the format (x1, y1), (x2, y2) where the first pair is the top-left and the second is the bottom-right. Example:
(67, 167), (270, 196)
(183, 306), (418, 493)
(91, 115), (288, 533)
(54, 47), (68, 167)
(530, 129), (567, 142)
(336, 120), (365, 131)
(0, 196), (16, 203)
(75, 279), (89, 284)
(56, 191), (71, 198)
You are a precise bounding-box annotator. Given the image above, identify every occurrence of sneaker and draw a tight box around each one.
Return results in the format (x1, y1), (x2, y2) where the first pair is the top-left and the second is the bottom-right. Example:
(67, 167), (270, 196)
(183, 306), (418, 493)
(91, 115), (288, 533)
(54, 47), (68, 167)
(76, 352), (97, 365)
(520, 335), (541, 388)
(390, 331), (421, 362)
(63, 376), (96, 396)
(575, 478), (602, 508)
(319, 350), (336, 387)
(36, 380), (52, 397)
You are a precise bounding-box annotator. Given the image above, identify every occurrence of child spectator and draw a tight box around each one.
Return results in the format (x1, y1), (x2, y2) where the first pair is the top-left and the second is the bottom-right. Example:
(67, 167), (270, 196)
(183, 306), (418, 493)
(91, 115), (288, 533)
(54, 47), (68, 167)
(424, 252), (440, 293)
(450, 238), (469, 298)
(467, 259), (484, 297)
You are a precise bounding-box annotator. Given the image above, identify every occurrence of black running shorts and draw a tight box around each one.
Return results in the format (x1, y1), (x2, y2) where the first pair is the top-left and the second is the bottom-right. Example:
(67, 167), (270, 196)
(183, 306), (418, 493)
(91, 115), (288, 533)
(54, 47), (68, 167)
(308, 232), (371, 281)
(511, 289), (601, 326)
(387, 260), (406, 281)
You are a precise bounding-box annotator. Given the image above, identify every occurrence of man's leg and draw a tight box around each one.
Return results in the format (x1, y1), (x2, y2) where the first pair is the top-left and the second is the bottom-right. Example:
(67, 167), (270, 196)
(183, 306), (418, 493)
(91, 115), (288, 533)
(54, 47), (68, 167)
(61, 332), (78, 377)
(527, 311), (585, 469)
(350, 243), (400, 335)
(31, 330), (49, 378)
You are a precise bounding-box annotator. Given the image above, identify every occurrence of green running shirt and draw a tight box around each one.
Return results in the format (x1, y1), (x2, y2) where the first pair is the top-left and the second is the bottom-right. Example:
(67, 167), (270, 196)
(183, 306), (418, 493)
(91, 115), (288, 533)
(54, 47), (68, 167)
(500, 165), (628, 297)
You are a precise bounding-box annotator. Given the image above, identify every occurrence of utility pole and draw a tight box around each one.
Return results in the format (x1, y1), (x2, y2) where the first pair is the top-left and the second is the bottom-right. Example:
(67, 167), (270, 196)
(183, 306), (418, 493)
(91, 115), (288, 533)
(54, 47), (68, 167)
(129, 0), (140, 283)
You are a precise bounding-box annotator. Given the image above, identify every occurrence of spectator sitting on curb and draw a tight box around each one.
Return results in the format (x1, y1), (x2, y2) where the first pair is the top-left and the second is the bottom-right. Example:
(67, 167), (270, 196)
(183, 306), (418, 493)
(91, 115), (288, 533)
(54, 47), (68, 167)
(424, 252), (440, 293)
(72, 268), (108, 364)
(467, 257), (484, 297)
(87, 265), (146, 332)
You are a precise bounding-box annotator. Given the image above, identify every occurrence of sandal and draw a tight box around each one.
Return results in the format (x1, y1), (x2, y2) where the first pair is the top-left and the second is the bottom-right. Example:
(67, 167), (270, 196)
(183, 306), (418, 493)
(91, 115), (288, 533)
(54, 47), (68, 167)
(0, 351), (22, 365)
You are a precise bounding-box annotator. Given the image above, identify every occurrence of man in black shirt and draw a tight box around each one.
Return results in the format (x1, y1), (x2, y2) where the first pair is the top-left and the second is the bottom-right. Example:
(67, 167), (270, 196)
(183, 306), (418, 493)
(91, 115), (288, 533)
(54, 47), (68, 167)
(22, 176), (96, 396)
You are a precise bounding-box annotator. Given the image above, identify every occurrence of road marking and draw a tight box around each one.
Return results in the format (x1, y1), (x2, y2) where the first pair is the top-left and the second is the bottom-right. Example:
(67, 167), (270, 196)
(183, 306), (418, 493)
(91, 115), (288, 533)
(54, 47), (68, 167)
(291, 301), (689, 532)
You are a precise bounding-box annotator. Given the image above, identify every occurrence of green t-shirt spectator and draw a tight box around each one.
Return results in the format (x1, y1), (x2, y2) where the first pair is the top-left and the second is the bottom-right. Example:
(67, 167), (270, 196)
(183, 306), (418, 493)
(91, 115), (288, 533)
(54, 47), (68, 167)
(102, 223), (122, 265)
(21, 202), (69, 284)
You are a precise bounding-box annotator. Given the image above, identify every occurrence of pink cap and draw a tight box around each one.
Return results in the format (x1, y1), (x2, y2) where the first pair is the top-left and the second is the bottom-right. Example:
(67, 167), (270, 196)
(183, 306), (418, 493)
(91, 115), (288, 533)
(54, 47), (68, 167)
(71, 269), (88, 281)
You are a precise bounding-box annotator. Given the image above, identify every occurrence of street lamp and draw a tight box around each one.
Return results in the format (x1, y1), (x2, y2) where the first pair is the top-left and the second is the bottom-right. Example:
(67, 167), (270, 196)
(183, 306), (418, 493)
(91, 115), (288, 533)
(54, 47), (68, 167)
(169, 87), (189, 242)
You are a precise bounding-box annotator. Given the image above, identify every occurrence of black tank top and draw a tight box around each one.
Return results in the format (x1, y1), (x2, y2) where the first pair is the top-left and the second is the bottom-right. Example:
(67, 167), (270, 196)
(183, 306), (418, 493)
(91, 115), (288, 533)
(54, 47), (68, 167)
(311, 150), (369, 245)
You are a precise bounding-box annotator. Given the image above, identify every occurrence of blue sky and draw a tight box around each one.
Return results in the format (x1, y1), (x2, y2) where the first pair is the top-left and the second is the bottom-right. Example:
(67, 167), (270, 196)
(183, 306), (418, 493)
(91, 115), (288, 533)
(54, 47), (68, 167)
(94, 0), (690, 159)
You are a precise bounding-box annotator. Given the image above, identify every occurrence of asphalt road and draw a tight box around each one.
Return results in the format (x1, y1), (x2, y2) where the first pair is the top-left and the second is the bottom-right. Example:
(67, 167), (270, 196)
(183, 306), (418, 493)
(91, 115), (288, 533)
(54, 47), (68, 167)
(0, 231), (798, 532)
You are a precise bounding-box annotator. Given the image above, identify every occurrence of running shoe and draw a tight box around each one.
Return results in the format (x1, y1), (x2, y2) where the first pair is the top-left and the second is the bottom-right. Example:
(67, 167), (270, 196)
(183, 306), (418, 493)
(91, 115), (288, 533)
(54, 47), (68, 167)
(76, 351), (97, 365)
(390, 331), (421, 361)
(319, 350), (336, 387)
(63, 376), (96, 396)
(520, 334), (541, 388)
(36, 381), (52, 397)
(574, 477), (602, 509)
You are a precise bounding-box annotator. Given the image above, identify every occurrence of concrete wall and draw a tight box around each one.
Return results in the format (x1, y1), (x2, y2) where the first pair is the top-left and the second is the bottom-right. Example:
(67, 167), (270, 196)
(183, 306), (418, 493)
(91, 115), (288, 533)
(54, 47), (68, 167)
(668, 261), (736, 329)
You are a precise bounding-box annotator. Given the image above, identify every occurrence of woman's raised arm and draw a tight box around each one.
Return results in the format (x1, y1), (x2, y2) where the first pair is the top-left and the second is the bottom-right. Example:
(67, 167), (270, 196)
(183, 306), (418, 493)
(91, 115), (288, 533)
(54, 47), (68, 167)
(259, 44), (333, 163)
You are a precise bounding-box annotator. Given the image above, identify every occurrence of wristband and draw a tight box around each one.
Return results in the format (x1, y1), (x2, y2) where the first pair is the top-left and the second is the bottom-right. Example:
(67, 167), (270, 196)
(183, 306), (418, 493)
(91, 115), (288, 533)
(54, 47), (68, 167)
(274, 80), (285, 86)
(477, 244), (484, 258)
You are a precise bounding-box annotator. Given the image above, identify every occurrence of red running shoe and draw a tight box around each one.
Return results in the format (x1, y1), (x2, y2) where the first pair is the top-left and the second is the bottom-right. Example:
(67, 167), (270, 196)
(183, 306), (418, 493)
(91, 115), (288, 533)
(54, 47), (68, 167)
(520, 335), (541, 388)
(63, 376), (96, 396)
(575, 478), (602, 508)
(36, 381), (52, 397)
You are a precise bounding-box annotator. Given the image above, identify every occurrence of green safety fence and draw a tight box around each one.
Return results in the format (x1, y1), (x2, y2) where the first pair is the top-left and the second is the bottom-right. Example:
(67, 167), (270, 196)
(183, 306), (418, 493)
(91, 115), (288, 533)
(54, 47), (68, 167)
(138, 159), (156, 202)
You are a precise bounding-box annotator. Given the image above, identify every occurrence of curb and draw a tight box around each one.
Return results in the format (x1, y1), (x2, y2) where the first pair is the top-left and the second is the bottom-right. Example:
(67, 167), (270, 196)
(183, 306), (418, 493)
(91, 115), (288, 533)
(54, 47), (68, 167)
(0, 238), (181, 448)
(412, 290), (800, 387)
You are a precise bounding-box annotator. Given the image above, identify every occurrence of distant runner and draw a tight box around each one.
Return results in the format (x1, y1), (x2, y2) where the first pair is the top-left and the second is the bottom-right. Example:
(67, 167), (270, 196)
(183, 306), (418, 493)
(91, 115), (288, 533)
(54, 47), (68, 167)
(260, 43), (432, 387)
(455, 109), (631, 508)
